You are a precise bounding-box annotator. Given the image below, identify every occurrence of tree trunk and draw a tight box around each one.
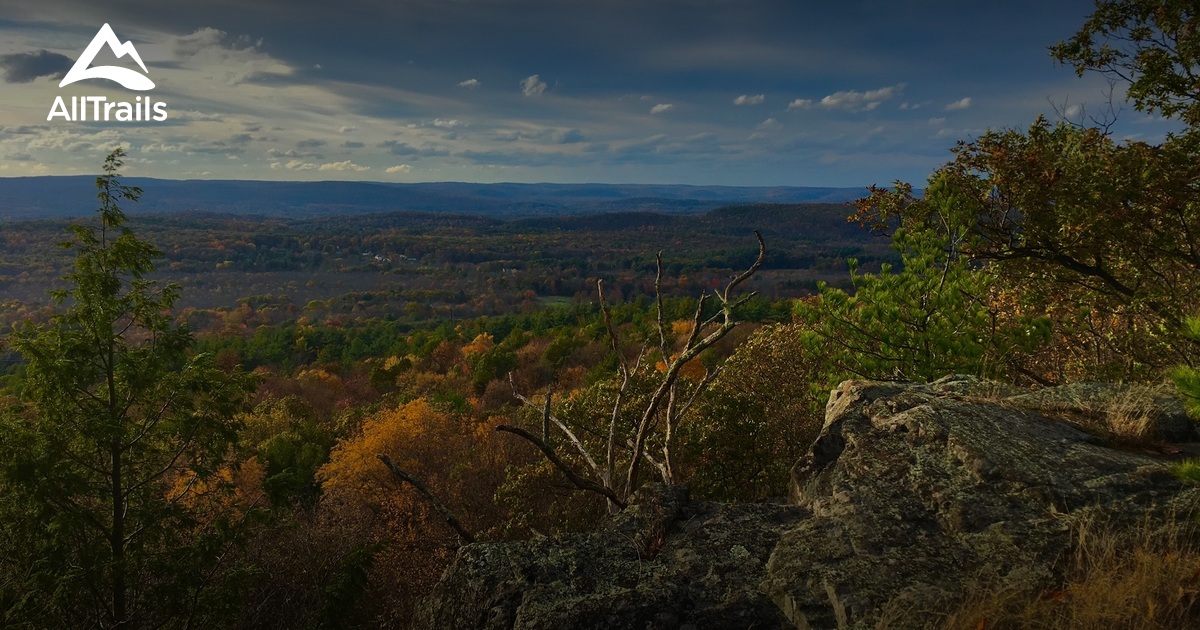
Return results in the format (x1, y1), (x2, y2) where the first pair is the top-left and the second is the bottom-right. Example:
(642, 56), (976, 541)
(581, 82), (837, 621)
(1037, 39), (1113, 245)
(111, 436), (126, 628)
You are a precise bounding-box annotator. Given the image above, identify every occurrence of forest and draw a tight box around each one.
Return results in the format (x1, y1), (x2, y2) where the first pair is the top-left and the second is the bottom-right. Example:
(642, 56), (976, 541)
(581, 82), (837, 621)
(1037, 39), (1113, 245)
(2, 1), (1200, 628)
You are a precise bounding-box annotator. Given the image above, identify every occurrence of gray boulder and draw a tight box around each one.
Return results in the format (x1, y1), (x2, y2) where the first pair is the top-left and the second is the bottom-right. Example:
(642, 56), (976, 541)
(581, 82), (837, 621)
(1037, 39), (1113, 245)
(1002, 380), (1195, 443)
(415, 378), (1199, 629)
(412, 484), (802, 629)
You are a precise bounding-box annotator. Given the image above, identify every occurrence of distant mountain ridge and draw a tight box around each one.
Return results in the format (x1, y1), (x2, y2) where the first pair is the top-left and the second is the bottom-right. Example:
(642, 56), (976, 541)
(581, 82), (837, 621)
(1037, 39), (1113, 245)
(0, 177), (867, 220)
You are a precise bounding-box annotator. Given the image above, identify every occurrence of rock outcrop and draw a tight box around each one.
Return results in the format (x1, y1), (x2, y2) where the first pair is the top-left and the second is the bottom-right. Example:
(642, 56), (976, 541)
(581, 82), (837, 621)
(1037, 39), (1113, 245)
(414, 377), (1199, 629)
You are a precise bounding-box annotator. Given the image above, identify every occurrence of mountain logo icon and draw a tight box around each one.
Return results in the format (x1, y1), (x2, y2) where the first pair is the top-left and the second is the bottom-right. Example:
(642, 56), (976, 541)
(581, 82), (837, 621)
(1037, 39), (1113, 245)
(60, 23), (155, 91)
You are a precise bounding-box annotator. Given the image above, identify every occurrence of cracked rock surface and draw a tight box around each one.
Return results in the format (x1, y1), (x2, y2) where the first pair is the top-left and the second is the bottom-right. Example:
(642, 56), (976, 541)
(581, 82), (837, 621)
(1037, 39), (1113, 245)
(414, 376), (1199, 629)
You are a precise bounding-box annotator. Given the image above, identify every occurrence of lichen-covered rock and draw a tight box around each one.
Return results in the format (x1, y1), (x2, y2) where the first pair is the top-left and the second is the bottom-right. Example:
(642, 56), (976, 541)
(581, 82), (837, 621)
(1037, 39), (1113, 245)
(412, 484), (803, 630)
(769, 377), (1195, 629)
(414, 378), (1198, 630)
(1003, 380), (1195, 442)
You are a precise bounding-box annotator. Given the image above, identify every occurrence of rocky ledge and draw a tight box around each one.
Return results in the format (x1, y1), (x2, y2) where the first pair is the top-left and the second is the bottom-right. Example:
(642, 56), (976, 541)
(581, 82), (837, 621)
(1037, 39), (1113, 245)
(414, 377), (1200, 629)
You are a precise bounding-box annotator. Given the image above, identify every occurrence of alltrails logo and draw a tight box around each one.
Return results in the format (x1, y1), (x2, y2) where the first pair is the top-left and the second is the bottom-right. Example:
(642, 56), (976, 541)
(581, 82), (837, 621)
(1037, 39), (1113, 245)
(48, 23), (168, 122)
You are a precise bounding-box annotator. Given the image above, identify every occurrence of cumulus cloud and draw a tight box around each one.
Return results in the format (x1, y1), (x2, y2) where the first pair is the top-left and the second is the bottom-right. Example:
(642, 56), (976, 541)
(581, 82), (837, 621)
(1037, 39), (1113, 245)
(819, 84), (904, 111)
(386, 164), (413, 173)
(433, 118), (461, 128)
(521, 74), (547, 97)
(280, 159), (316, 170)
(787, 98), (813, 110)
(945, 97), (972, 111)
(733, 94), (765, 106)
(0, 50), (72, 83)
(319, 160), (370, 172)
(650, 103), (674, 114)
(338, 125), (356, 133)
(458, 78), (480, 88)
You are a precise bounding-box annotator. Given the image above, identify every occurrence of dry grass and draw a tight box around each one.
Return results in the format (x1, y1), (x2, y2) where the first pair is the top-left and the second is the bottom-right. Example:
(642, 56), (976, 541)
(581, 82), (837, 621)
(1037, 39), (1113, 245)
(1004, 382), (1177, 446)
(1097, 384), (1170, 442)
(938, 513), (1200, 630)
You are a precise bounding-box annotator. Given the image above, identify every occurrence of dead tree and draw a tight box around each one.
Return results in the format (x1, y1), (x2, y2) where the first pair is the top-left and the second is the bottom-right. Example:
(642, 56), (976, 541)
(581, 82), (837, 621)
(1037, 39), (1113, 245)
(499, 232), (765, 510)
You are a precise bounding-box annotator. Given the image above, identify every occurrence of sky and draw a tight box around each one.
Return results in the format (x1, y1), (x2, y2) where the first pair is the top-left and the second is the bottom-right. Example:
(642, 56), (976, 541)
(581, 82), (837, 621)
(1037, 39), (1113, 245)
(0, 0), (1182, 187)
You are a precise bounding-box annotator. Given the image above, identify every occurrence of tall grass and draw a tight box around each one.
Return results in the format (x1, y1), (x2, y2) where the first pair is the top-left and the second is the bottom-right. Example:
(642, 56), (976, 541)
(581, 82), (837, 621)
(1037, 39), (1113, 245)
(937, 512), (1200, 629)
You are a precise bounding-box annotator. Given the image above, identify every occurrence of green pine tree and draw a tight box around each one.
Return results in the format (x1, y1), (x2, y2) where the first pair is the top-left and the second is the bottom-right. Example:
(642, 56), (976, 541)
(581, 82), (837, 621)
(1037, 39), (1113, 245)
(0, 149), (254, 628)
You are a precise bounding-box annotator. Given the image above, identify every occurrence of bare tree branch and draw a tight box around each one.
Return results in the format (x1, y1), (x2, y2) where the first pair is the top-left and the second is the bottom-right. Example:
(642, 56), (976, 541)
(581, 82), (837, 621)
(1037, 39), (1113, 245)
(509, 374), (603, 478)
(655, 251), (669, 360)
(598, 280), (642, 491)
(662, 365), (723, 482)
(628, 438), (668, 481)
(624, 232), (766, 498)
(721, 231), (766, 302)
(376, 454), (476, 544)
(510, 233), (765, 510)
(496, 425), (627, 509)
(541, 387), (553, 443)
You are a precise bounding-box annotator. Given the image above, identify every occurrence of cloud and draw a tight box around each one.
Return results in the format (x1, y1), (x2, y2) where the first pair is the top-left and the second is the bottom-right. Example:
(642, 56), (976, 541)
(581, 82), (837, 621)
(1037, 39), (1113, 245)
(521, 74), (547, 97)
(338, 125), (356, 133)
(141, 141), (245, 156)
(167, 27), (293, 85)
(552, 128), (585, 144)
(433, 118), (461, 128)
(617, 133), (669, 155)
(749, 118), (783, 140)
(280, 159), (316, 170)
(650, 103), (674, 114)
(343, 140), (365, 148)
(945, 97), (972, 111)
(458, 78), (480, 88)
(0, 125), (50, 135)
(25, 128), (122, 153)
(386, 164), (413, 173)
(171, 27), (231, 57)
(268, 148), (322, 159)
(319, 160), (370, 172)
(0, 50), (72, 83)
(378, 140), (450, 157)
(297, 138), (326, 148)
(733, 94), (765, 106)
(787, 98), (813, 110)
(171, 110), (226, 122)
(819, 84), (904, 111)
